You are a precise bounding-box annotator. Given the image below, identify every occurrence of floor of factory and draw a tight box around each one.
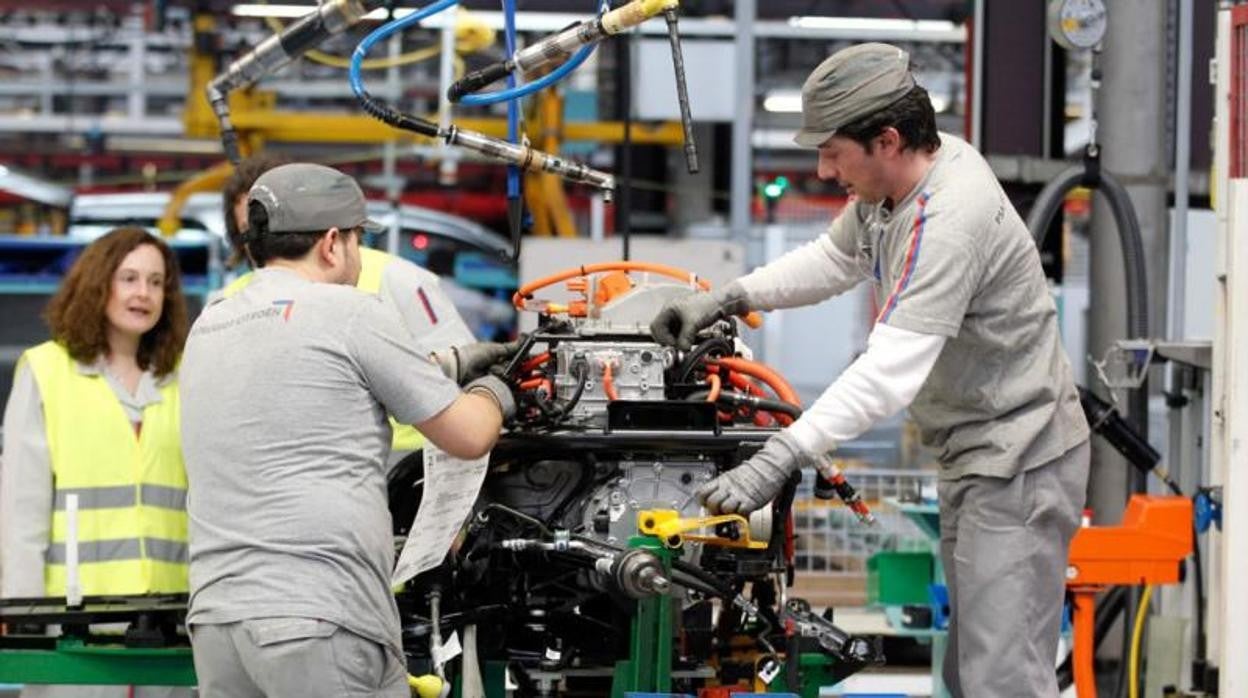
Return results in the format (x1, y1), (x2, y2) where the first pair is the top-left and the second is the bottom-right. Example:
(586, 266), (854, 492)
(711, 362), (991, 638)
(0, 607), (1087, 697)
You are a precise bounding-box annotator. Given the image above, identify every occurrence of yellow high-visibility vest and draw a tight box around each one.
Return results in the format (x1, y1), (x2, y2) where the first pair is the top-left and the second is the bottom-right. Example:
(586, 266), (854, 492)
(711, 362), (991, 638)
(221, 249), (426, 452)
(23, 341), (188, 597)
(219, 271), (253, 298)
(356, 247), (387, 294)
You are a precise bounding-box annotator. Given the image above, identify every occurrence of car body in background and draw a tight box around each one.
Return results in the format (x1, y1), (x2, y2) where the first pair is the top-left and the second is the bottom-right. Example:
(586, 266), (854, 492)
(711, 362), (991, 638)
(67, 191), (517, 337)
(67, 191), (512, 259)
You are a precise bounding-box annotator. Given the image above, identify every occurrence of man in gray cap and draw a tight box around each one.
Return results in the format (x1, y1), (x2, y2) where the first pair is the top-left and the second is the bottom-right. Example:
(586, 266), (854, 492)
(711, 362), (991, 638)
(218, 155), (510, 460)
(650, 43), (1089, 696)
(180, 163), (518, 696)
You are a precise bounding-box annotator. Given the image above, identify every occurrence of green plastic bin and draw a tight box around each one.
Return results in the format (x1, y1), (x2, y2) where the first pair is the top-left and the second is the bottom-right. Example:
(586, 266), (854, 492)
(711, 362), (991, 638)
(866, 551), (934, 606)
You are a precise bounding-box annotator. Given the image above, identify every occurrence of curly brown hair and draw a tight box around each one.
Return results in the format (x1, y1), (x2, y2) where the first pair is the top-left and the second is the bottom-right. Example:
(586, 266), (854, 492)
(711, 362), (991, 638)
(223, 153), (290, 267)
(44, 227), (189, 378)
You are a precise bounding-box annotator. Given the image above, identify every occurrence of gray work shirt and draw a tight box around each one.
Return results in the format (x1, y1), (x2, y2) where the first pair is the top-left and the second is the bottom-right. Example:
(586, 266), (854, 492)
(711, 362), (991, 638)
(212, 252), (475, 353)
(179, 267), (461, 655)
(377, 253), (475, 352)
(833, 133), (1088, 479)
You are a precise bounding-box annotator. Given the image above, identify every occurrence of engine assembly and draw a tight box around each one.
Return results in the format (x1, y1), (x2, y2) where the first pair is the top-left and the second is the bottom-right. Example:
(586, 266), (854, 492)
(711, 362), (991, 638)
(391, 262), (884, 696)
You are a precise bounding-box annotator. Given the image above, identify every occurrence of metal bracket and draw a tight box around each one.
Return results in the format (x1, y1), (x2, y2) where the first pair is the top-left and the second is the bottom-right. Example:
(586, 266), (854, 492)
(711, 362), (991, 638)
(1090, 339), (1156, 394)
(1091, 338), (1214, 405)
(1152, 340), (1213, 371)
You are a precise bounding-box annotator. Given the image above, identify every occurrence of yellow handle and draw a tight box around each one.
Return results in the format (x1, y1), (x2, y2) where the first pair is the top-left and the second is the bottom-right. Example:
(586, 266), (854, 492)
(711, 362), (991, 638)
(408, 674), (444, 698)
(638, 509), (766, 550)
(601, 0), (679, 34)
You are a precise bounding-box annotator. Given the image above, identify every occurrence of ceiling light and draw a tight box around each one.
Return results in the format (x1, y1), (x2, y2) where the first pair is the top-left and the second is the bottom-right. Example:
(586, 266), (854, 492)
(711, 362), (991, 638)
(232, 4), (420, 20)
(787, 16), (961, 34)
(231, 5), (315, 19)
(763, 90), (803, 113)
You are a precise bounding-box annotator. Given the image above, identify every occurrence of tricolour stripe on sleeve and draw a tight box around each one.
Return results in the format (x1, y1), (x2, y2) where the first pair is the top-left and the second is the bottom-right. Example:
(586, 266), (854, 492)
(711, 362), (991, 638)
(416, 287), (439, 325)
(877, 192), (931, 324)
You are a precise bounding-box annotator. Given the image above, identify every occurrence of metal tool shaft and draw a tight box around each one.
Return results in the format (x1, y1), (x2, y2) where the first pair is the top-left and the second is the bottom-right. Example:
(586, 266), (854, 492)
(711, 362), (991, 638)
(664, 9), (698, 173)
(443, 126), (616, 197)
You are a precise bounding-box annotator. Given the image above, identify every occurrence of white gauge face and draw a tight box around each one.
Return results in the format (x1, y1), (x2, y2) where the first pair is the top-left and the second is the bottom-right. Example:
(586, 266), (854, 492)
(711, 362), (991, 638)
(1048, 0), (1108, 50)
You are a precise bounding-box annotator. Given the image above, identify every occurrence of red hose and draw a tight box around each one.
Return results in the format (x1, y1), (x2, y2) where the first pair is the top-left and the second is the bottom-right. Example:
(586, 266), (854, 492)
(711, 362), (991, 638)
(703, 357), (801, 427)
(711, 356), (801, 407)
(725, 370), (765, 397)
(601, 362), (619, 401)
(519, 377), (546, 391)
(519, 352), (551, 374)
(723, 374), (778, 429)
(705, 373), (722, 402)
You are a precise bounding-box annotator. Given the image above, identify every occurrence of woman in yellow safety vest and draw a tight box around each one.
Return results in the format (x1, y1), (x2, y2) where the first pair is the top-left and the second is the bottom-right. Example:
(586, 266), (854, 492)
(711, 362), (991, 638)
(1, 227), (190, 698)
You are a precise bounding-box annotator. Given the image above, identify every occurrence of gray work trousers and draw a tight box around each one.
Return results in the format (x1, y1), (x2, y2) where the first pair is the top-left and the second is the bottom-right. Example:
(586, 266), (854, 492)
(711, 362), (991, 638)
(939, 439), (1090, 698)
(189, 618), (408, 698)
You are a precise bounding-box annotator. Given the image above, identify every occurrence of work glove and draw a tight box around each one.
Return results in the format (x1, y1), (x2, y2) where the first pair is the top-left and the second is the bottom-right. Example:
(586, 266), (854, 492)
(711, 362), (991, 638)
(649, 281), (751, 352)
(465, 374), (517, 421)
(434, 339), (523, 385)
(697, 431), (818, 515)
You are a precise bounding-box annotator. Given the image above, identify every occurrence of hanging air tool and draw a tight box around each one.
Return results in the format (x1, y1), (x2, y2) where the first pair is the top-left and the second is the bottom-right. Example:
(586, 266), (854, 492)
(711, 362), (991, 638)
(442, 126), (616, 196)
(344, 0), (617, 197)
(352, 87), (617, 197)
(449, 0), (676, 100)
(206, 0), (374, 163)
(448, 0), (698, 173)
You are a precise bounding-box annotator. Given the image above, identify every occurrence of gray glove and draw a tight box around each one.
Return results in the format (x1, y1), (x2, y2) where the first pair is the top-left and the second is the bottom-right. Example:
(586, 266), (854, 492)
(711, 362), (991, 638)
(435, 340), (522, 385)
(696, 431), (816, 515)
(465, 374), (516, 421)
(649, 281), (751, 352)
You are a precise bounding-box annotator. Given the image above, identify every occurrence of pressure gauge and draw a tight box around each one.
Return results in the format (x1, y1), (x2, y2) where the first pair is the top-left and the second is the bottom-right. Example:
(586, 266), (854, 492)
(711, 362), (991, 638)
(1047, 0), (1108, 51)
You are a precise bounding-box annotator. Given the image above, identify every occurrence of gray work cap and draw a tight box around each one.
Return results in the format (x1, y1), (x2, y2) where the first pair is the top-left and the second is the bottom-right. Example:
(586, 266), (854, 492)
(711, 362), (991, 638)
(794, 43), (916, 148)
(247, 163), (384, 235)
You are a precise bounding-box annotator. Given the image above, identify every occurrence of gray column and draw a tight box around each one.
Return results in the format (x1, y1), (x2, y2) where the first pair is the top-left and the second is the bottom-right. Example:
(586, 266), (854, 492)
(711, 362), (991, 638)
(1087, 0), (1169, 522)
(729, 0), (756, 243)
(670, 123), (715, 234)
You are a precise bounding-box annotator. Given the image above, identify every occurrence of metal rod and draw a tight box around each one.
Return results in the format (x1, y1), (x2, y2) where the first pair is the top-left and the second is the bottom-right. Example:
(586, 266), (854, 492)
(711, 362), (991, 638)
(618, 31), (633, 260)
(1165, 0), (1195, 638)
(385, 31), (401, 256)
(438, 5), (459, 186)
(664, 9), (698, 173)
(971, 0), (985, 149)
(1170, 0), (1192, 342)
(429, 589), (446, 680)
(729, 0), (755, 245)
(504, 0), (523, 261)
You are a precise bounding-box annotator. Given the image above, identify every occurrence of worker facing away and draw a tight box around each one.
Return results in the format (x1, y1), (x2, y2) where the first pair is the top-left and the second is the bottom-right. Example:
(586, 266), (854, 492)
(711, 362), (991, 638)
(651, 43), (1090, 697)
(179, 163), (517, 697)
(1, 227), (191, 698)
(221, 154), (492, 456)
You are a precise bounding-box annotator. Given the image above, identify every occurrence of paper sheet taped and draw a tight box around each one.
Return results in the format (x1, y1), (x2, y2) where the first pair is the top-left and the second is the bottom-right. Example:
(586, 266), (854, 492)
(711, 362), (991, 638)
(391, 445), (489, 585)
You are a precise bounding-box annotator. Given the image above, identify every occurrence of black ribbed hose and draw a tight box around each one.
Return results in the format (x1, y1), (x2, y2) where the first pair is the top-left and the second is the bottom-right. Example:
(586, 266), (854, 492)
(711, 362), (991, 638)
(356, 88), (441, 138)
(1026, 165), (1149, 364)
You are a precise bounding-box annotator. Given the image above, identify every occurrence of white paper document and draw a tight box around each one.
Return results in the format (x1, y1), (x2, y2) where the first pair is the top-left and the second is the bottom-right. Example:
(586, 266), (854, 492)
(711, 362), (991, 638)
(391, 445), (490, 586)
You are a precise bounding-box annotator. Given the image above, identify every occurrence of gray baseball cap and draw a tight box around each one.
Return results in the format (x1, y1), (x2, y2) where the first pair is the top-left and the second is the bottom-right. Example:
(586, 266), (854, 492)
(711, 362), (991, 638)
(247, 163), (384, 235)
(794, 43), (916, 148)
